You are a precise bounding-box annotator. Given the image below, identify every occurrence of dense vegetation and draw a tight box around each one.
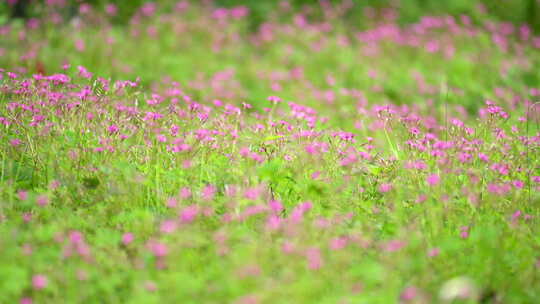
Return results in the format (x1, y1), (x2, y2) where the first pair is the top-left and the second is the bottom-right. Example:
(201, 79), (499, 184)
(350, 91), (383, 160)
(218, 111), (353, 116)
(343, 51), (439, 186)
(1, 1), (539, 303)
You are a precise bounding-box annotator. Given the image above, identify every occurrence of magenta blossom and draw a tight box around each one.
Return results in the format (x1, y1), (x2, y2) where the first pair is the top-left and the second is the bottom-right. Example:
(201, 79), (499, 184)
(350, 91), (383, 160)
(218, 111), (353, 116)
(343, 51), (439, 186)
(32, 274), (48, 290)
(427, 173), (440, 186)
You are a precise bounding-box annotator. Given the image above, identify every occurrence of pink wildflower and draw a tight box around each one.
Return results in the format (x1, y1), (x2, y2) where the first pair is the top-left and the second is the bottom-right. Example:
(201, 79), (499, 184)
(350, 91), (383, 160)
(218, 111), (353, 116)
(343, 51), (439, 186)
(383, 240), (407, 252)
(179, 205), (198, 223)
(20, 297), (33, 304)
(306, 247), (323, 270)
(427, 173), (440, 186)
(266, 215), (282, 231)
(400, 286), (419, 301)
(17, 190), (28, 201)
(36, 195), (49, 207)
(108, 124), (119, 134)
(179, 187), (192, 199)
(201, 185), (216, 201)
(145, 281), (158, 292)
(428, 247), (440, 257)
(268, 200), (283, 213)
(460, 226), (470, 239)
(511, 210), (522, 222)
(10, 138), (22, 146)
(105, 4), (117, 16)
(166, 197), (178, 208)
(267, 96), (282, 104)
(378, 183), (392, 193)
(147, 241), (168, 257)
(513, 180), (524, 189)
(329, 237), (348, 250)
(32, 274), (48, 290)
(122, 233), (134, 245)
(160, 220), (177, 234)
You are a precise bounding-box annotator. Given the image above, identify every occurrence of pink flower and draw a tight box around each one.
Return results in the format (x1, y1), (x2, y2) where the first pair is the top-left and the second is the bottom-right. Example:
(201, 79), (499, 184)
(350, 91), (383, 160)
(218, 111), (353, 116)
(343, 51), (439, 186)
(69, 231), (84, 244)
(244, 187), (262, 200)
(511, 210), (522, 221)
(179, 205), (198, 223)
(427, 173), (440, 186)
(378, 183), (392, 193)
(22, 213), (32, 223)
(239, 147), (250, 158)
(266, 215), (282, 231)
(300, 201), (313, 211)
(289, 201), (312, 223)
(20, 297), (33, 304)
(175, 1), (189, 12)
(75, 39), (85, 52)
(201, 185), (216, 201)
(230, 6), (249, 19)
(428, 247), (440, 257)
(383, 240), (406, 252)
(79, 3), (91, 14)
(49, 180), (60, 190)
(77, 66), (92, 79)
(458, 152), (472, 163)
(400, 286), (418, 301)
(32, 274), (48, 290)
(179, 187), (192, 199)
(281, 241), (295, 254)
(17, 190), (28, 201)
(267, 96), (282, 104)
(459, 226), (470, 239)
(108, 124), (119, 134)
(160, 220), (177, 234)
(144, 281), (157, 292)
(268, 200), (283, 213)
(10, 138), (22, 146)
(141, 2), (156, 17)
(225, 185), (237, 197)
(329, 237), (348, 250)
(416, 194), (427, 204)
(122, 233), (134, 245)
(213, 99), (223, 107)
(36, 195), (49, 207)
(487, 183), (511, 195)
(182, 160), (192, 169)
(105, 4), (117, 16)
(147, 241), (168, 257)
(513, 180), (524, 189)
(235, 294), (259, 304)
(156, 134), (167, 142)
(306, 247), (323, 270)
(166, 197), (177, 208)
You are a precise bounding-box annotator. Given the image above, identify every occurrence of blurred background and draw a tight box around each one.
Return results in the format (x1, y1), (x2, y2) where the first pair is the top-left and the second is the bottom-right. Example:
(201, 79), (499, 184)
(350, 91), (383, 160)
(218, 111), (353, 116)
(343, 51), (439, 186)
(2, 0), (540, 32)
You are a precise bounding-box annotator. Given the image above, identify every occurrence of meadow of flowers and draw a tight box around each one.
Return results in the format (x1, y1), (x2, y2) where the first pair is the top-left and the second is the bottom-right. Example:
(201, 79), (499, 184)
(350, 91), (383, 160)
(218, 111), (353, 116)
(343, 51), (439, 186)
(1, 1), (540, 303)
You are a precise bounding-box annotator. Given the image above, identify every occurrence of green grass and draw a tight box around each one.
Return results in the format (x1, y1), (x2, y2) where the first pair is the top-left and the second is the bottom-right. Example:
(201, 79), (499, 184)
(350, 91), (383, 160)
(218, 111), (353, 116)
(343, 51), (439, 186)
(0, 1), (539, 303)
